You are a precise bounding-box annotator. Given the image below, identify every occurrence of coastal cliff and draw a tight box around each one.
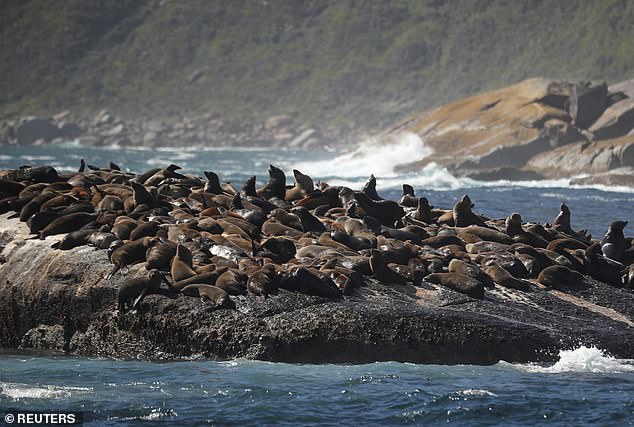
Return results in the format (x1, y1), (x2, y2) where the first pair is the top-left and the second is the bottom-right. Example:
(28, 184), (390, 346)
(1, 213), (633, 364)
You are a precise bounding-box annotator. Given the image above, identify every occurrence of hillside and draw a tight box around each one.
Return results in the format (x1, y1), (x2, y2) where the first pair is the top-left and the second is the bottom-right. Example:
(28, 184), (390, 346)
(2, 0), (634, 132)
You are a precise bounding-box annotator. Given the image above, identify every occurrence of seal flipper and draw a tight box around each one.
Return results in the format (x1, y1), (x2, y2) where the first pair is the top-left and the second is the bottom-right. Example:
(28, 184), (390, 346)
(106, 265), (121, 280)
(132, 288), (148, 309)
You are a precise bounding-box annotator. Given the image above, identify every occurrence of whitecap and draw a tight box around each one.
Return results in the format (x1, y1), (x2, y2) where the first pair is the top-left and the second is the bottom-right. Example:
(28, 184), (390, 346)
(455, 389), (497, 397)
(0, 382), (92, 400)
(19, 155), (56, 161)
(511, 346), (634, 374)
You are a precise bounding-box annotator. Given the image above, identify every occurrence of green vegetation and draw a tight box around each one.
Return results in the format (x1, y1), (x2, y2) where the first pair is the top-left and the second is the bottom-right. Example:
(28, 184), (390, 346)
(1, 0), (634, 128)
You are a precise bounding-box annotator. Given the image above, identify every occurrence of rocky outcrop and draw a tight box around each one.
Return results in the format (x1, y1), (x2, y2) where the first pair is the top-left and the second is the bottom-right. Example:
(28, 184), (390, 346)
(390, 78), (634, 183)
(0, 110), (352, 149)
(527, 135), (634, 177)
(1, 213), (633, 363)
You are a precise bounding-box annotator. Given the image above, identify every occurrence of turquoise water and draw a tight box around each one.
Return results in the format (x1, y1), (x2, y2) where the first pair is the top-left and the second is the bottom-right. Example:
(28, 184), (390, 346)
(1, 348), (633, 426)
(1, 141), (634, 425)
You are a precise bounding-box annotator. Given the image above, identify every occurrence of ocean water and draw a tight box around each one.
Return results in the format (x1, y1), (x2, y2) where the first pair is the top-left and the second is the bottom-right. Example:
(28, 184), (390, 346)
(1, 134), (634, 425)
(1, 348), (633, 426)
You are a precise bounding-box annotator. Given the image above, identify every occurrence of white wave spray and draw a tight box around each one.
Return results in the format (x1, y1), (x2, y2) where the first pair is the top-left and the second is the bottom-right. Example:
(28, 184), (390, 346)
(513, 346), (634, 374)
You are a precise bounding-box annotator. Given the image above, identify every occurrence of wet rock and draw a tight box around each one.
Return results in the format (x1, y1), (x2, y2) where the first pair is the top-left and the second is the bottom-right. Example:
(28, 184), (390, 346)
(20, 324), (66, 351)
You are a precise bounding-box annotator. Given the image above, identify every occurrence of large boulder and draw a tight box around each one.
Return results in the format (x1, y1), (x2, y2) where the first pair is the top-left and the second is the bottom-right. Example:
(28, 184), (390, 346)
(15, 117), (63, 144)
(390, 78), (586, 175)
(388, 78), (634, 180)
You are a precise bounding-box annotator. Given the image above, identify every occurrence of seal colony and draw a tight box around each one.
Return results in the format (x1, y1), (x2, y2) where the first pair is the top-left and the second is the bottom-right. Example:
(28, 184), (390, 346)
(1, 162), (633, 315)
(2, 162), (634, 362)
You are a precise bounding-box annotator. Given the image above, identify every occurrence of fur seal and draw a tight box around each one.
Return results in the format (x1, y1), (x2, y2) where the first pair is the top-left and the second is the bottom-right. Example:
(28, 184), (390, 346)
(247, 264), (280, 298)
(281, 267), (341, 299)
(214, 269), (248, 295)
(117, 269), (166, 313)
(584, 242), (624, 287)
(108, 237), (157, 278)
(198, 285), (236, 308)
(291, 207), (327, 233)
(361, 174), (383, 201)
(505, 213), (548, 248)
(484, 265), (531, 291)
(448, 259), (494, 289)
(38, 212), (97, 239)
(537, 265), (584, 290)
(145, 240), (177, 271)
(353, 192), (404, 226)
(600, 220), (628, 262)
(453, 194), (487, 227)
(424, 272), (485, 299)
(258, 164), (287, 200)
(285, 169), (314, 201)
(169, 268), (229, 292)
(369, 250), (409, 285)
(171, 244), (197, 282)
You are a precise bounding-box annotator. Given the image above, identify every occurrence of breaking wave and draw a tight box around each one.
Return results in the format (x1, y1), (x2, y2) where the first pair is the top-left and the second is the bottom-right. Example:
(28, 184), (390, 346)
(510, 346), (634, 374)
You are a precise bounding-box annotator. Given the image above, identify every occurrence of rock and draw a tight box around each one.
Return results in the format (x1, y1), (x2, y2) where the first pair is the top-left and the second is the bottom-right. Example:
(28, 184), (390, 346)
(58, 121), (83, 138)
(77, 135), (103, 146)
(542, 118), (584, 147)
(610, 79), (634, 98)
(143, 131), (159, 145)
(388, 78), (634, 181)
(527, 134), (634, 177)
(273, 131), (294, 141)
(188, 69), (202, 84)
(20, 324), (66, 351)
(52, 110), (71, 122)
(92, 109), (113, 126)
(391, 78), (578, 172)
(568, 82), (607, 129)
(102, 123), (125, 137)
(0, 123), (15, 144)
(144, 120), (167, 133)
(466, 167), (545, 181)
(15, 117), (62, 144)
(289, 128), (316, 147)
(589, 97), (634, 140)
(265, 115), (293, 131)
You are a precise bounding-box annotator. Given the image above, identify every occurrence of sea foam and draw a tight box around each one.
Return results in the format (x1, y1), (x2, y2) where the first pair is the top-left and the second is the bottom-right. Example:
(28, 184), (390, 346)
(0, 382), (92, 400)
(513, 346), (634, 374)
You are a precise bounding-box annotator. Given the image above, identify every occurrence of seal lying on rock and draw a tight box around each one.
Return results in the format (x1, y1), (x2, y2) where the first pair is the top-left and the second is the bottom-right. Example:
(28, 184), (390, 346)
(2, 161), (633, 320)
(117, 269), (166, 313)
